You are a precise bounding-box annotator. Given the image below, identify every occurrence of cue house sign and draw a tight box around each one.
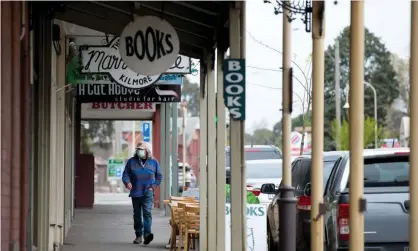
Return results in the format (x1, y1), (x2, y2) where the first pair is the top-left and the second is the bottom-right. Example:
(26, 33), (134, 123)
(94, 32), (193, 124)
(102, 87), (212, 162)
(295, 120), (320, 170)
(119, 16), (181, 76)
(80, 36), (190, 89)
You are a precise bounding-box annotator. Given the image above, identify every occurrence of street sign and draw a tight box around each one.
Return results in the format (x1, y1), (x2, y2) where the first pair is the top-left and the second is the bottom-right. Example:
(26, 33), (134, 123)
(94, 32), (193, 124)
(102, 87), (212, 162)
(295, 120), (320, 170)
(223, 59), (246, 120)
(143, 122), (151, 142)
(107, 158), (124, 181)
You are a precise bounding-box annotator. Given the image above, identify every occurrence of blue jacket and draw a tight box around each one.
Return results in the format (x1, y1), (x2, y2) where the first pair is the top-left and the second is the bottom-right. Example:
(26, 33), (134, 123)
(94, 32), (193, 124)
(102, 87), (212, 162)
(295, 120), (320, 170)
(122, 157), (163, 197)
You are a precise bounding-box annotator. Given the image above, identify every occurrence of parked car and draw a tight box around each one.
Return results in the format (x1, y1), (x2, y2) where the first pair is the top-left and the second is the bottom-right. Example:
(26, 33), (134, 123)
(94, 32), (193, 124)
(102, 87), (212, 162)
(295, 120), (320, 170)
(225, 145), (282, 167)
(226, 159), (282, 204)
(323, 148), (410, 251)
(178, 162), (197, 193)
(263, 151), (345, 251)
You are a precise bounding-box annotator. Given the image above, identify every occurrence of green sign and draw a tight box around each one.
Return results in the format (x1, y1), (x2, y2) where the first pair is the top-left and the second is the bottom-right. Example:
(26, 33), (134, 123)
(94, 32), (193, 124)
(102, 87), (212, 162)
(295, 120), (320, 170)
(223, 59), (246, 120)
(107, 158), (124, 180)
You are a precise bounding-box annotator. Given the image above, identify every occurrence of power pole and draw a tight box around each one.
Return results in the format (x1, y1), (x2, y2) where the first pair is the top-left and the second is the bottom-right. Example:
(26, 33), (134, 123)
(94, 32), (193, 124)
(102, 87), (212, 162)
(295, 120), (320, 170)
(335, 39), (341, 150)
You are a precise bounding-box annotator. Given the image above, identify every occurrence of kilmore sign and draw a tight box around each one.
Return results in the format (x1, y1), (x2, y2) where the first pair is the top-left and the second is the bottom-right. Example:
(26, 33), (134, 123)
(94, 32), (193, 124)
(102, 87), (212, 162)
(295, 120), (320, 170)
(80, 37), (190, 89)
(76, 74), (182, 103)
(119, 16), (180, 76)
(223, 59), (246, 120)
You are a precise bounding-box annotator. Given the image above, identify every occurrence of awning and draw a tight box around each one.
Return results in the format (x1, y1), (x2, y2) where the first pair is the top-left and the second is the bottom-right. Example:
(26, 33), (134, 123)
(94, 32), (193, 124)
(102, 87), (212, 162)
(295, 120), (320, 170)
(53, 1), (231, 59)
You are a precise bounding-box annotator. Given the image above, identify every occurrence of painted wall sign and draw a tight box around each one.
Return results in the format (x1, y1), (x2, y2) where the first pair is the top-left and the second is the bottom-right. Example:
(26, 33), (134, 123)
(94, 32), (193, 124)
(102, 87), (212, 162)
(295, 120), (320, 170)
(223, 59), (246, 120)
(80, 37), (190, 89)
(119, 16), (180, 76)
(76, 75), (182, 103)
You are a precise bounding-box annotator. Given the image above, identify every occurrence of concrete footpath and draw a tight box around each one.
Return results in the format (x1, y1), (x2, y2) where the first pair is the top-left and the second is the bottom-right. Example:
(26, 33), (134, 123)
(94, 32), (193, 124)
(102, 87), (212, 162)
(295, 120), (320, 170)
(62, 194), (171, 251)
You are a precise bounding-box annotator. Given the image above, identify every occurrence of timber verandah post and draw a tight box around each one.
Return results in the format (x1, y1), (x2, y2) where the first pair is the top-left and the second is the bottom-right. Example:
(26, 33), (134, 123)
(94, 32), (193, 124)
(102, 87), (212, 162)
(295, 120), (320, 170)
(409, 2), (418, 251)
(310, 3), (326, 251)
(199, 58), (208, 251)
(348, 2), (365, 251)
(229, 2), (247, 251)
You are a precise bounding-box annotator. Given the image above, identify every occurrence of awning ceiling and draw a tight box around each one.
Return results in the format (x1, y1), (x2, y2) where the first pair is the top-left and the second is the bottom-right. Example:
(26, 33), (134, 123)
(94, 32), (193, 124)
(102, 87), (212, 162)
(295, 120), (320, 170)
(55, 1), (231, 59)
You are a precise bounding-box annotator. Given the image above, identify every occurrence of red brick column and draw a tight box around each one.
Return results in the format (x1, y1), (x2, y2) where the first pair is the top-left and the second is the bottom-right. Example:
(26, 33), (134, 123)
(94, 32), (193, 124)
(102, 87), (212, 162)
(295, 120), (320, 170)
(152, 106), (161, 208)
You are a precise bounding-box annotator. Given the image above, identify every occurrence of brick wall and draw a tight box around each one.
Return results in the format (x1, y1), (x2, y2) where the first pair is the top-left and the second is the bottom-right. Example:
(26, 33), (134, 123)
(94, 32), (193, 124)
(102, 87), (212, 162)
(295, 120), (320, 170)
(1, 2), (30, 251)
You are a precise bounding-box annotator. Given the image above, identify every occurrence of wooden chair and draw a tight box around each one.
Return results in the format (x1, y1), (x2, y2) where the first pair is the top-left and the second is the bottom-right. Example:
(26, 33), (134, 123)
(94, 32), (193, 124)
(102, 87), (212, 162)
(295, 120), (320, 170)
(166, 197), (197, 250)
(177, 202), (199, 251)
(183, 205), (200, 251)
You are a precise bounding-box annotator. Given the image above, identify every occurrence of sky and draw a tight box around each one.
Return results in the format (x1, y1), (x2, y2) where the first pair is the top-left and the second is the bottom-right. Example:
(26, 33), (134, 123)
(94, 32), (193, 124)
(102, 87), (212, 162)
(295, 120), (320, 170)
(187, 0), (411, 134)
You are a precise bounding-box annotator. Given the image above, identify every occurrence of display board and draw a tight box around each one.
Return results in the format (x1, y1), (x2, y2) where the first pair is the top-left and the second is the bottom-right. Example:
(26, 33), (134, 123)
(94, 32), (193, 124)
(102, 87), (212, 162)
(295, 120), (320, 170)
(225, 204), (267, 251)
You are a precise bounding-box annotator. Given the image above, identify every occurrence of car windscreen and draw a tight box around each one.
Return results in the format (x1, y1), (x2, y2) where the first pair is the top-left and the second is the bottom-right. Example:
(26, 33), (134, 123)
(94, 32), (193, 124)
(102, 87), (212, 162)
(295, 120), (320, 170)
(225, 150), (282, 166)
(304, 160), (337, 192)
(348, 155), (409, 187)
(245, 161), (282, 179)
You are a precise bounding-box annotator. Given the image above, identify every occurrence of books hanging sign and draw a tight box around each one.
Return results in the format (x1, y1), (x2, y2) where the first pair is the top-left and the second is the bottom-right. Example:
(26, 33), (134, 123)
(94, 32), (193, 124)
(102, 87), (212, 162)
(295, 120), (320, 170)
(119, 16), (181, 76)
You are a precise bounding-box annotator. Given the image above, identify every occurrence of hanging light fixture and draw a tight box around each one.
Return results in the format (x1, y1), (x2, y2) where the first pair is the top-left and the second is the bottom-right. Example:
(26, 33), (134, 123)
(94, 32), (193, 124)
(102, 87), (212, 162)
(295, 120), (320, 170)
(264, 0), (313, 33)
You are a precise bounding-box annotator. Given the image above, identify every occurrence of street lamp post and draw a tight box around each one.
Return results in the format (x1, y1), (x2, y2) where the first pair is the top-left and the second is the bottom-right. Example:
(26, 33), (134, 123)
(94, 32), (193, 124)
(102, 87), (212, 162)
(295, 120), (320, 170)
(343, 81), (378, 148)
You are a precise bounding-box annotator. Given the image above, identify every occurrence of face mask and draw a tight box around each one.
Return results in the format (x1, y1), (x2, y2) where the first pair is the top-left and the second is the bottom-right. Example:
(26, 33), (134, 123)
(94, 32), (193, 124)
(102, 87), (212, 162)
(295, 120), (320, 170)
(137, 149), (146, 159)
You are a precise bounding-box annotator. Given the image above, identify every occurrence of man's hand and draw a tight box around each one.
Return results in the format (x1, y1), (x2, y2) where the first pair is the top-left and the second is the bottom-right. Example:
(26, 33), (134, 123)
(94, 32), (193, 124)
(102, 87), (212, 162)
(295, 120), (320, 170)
(126, 183), (132, 190)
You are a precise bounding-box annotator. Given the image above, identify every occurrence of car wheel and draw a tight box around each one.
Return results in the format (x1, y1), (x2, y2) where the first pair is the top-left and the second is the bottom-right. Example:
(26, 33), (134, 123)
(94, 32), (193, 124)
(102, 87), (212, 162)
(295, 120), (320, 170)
(267, 222), (277, 251)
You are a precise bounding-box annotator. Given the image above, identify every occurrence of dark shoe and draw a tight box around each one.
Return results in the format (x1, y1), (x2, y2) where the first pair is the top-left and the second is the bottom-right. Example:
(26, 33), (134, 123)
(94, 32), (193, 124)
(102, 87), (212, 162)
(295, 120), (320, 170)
(133, 236), (142, 244)
(143, 233), (154, 245)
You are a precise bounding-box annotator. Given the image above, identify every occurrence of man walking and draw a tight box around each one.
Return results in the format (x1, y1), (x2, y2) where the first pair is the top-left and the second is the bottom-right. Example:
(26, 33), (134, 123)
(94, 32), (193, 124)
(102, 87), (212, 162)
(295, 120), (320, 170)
(122, 142), (163, 245)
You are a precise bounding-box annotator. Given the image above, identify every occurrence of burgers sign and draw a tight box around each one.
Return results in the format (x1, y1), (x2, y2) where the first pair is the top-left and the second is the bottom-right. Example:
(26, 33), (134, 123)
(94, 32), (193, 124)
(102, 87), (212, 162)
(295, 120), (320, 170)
(119, 16), (180, 76)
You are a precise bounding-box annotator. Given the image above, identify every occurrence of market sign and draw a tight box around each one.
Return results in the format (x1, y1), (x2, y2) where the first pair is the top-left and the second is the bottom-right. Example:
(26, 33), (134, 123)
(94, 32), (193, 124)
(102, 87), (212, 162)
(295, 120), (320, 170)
(107, 158), (124, 181)
(223, 59), (246, 120)
(225, 204), (267, 251)
(76, 75), (182, 103)
(80, 36), (190, 89)
(119, 16), (180, 76)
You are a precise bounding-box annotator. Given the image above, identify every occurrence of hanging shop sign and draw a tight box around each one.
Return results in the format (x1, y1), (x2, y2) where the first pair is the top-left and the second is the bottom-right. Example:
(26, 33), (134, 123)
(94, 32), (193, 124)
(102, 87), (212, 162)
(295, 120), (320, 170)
(223, 59), (246, 120)
(119, 16), (181, 76)
(87, 102), (155, 111)
(81, 103), (155, 120)
(76, 74), (182, 103)
(80, 36), (190, 89)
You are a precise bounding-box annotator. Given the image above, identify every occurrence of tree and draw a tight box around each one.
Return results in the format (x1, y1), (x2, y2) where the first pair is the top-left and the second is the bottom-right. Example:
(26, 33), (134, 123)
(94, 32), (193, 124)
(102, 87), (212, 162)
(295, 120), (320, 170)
(331, 117), (385, 150)
(180, 76), (200, 117)
(80, 120), (114, 153)
(390, 53), (409, 114)
(324, 27), (399, 150)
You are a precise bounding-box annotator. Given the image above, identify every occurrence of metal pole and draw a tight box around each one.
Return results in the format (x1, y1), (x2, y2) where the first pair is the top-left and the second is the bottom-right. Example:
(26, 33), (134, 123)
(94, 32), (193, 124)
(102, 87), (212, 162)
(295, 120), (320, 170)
(409, 2), (418, 251)
(335, 39), (341, 150)
(165, 103), (171, 216)
(366, 83), (378, 149)
(171, 104), (179, 196)
(311, 3), (326, 251)
(279, 2), (297, 251)
(159, 104), (166, 209)
(349, 2), (365, 251)
(229, 2), (247, 251)
(132, 120), (136, 153)
(216, 48), (226, 251)
(182, 106), (187, 191)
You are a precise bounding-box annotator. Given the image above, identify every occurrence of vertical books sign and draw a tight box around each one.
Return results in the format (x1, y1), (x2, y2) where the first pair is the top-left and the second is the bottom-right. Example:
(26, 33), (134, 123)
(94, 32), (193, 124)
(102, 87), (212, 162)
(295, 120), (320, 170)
(223, 59), (246, 120)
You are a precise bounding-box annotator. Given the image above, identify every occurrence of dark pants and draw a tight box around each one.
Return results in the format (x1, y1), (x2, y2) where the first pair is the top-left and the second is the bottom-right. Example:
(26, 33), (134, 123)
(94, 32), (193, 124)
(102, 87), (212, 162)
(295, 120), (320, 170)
(132, 190), (154, 237)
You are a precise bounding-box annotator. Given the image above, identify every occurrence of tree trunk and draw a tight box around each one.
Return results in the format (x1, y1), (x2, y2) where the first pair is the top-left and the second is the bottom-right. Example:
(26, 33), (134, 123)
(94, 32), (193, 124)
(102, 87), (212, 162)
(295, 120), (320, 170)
(300, 97), (312, 155)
